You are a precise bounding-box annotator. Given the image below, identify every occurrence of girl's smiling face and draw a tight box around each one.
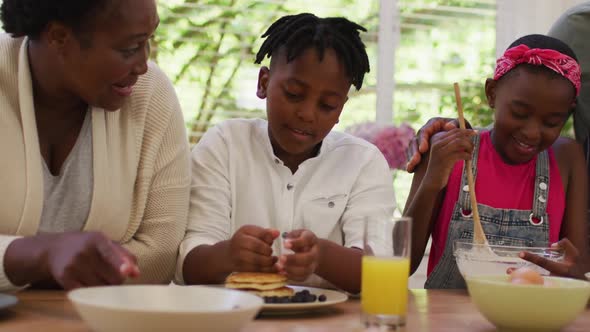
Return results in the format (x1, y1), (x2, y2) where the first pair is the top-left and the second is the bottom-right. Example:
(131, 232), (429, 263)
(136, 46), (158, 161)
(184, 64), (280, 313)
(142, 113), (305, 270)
(486, 65), (575, 164)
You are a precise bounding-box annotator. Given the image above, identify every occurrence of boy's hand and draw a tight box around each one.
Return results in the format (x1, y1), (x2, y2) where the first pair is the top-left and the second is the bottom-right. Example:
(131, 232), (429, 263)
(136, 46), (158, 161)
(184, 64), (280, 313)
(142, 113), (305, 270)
(422, 128), (476, 191)
(277, 229), (319, 281)
(228, 225), (279, 273)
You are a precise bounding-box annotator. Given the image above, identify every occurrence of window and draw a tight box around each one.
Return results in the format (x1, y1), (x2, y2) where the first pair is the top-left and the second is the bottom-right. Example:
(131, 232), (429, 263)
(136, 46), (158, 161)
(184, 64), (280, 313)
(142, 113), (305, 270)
(153, 0), (495, 143)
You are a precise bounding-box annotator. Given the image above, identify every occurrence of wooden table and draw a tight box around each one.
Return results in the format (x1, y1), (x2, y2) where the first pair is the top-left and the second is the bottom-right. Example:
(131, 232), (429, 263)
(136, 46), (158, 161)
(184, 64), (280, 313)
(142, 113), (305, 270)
(1, 289), (589, 331)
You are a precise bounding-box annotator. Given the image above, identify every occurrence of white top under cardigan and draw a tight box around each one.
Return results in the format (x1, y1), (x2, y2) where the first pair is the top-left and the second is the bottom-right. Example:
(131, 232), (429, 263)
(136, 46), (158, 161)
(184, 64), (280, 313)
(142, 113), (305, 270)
(39, 110), (93, 233)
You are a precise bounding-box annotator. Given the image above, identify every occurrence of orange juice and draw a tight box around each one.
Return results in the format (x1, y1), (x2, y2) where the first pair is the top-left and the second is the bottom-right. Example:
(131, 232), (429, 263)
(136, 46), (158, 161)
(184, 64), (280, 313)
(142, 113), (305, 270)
(361, 256), (410, 315)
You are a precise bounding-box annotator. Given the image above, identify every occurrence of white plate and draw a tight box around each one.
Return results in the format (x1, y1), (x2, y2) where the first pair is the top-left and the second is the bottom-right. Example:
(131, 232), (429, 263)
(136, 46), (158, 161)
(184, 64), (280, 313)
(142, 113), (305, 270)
(261, 286), (348, 313)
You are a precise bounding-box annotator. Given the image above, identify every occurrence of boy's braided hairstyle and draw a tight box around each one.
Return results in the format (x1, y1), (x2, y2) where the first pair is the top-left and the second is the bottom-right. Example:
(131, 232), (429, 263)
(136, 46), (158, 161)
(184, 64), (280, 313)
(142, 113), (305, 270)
(255, 13), (370, 90)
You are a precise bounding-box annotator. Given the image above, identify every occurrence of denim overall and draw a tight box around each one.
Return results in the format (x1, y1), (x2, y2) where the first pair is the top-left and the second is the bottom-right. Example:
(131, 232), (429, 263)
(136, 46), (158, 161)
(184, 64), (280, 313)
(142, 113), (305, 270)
(424, 134), (550, 289)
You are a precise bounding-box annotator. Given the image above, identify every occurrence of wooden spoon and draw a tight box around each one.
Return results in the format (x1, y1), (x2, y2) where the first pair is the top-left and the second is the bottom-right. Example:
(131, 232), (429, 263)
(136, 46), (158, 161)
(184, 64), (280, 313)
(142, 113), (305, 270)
(453, 82), (489, 246)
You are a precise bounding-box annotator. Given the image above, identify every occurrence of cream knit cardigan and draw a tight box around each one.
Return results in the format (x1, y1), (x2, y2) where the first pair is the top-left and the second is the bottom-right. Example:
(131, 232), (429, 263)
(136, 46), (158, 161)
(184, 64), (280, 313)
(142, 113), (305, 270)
(0, 35), (190, 290)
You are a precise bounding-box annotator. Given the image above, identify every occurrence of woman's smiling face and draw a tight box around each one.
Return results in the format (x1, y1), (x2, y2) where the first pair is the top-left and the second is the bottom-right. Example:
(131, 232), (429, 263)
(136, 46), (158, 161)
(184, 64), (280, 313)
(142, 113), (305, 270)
(57, 0), (159, 111)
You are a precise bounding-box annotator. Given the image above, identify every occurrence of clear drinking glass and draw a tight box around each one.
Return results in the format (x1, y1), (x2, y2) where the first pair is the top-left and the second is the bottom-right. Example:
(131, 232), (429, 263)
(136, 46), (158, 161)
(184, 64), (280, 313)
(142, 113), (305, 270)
(361, 216), (412, 330)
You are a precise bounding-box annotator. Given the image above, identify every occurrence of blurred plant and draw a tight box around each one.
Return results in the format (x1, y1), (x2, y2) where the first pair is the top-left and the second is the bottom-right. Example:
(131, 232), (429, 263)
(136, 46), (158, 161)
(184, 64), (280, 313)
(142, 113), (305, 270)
(155, 0), (287, 143)
(439, 80), (493, 128)
(346, 122), (415, 170)
(344, 122), (384, 143)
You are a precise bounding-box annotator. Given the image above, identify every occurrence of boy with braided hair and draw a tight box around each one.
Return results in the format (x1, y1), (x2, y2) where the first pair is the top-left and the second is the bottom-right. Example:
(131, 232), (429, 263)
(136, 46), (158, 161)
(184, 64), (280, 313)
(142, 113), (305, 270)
(178, 13), (395, 293)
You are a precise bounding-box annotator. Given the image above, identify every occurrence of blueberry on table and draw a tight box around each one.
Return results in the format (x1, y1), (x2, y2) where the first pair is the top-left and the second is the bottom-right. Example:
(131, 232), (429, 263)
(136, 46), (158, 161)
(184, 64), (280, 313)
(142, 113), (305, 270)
(318, 294), (327, 302)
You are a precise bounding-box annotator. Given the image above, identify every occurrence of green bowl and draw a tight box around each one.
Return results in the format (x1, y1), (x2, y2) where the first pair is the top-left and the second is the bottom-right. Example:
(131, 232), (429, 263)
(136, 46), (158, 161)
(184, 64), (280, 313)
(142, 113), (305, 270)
(466, 275), (590, 331)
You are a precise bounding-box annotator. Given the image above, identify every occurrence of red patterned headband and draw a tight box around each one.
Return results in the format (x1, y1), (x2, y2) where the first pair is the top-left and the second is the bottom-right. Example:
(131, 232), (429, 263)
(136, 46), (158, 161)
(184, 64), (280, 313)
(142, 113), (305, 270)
(494, 44), (581, 96)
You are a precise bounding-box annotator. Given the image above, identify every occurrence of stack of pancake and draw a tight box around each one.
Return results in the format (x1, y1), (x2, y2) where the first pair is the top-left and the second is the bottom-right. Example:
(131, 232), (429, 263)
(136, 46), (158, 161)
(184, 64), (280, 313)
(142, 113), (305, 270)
(224, 272), (294, 297)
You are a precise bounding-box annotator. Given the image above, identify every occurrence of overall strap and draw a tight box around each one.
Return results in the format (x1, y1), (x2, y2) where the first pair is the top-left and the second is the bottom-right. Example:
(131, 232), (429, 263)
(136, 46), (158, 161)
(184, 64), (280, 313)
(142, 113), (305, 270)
(531, 150), (550, 223)
(459, 134), (481, 212)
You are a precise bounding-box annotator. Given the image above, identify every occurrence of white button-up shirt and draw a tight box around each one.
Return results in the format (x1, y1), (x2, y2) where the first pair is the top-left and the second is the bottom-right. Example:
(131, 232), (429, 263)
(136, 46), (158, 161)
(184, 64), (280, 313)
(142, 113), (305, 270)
(177, 119), (395, 287)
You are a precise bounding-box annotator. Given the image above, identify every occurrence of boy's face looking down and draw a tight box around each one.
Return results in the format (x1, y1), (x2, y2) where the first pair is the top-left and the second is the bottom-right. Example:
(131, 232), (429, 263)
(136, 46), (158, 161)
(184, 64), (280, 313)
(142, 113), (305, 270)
(257, 47), (351, 167)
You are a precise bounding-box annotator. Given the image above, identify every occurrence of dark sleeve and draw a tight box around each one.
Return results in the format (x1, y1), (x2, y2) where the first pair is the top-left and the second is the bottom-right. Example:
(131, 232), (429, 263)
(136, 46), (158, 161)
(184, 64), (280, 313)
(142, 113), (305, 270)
(548, 4), (590, 143)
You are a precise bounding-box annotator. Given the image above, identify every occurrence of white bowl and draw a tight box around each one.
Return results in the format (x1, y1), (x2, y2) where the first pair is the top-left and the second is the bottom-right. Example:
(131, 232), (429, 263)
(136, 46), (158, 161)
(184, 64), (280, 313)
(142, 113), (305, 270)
(68, 285), (263, 332)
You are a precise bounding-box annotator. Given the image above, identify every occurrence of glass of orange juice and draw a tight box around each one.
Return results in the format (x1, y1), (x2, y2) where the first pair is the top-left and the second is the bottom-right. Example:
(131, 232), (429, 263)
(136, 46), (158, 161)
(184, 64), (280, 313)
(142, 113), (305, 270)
(361, 216), (411, 330)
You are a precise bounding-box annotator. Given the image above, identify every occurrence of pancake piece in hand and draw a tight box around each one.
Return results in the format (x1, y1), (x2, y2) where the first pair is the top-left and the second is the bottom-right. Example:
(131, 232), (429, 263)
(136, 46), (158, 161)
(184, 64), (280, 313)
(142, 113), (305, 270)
(224, 272), (293, 297)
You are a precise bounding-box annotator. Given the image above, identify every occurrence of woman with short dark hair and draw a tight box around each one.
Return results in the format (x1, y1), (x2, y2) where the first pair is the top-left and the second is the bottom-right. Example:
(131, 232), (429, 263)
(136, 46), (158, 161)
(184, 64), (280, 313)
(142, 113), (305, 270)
(0, 0), (190, 290)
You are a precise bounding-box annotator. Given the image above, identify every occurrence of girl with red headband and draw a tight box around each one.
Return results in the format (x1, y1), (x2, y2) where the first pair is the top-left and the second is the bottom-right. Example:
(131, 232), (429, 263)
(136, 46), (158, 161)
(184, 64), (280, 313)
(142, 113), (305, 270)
(404, 34), (588, 288)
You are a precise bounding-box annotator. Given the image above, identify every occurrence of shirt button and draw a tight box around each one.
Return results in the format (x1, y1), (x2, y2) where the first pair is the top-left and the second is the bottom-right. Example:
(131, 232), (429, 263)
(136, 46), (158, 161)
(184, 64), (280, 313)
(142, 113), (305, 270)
(539, 182), (547, 190)
(538, 196), (546, 203)
(462, 185), (469, 192)
(287, 183), (294, 190)
(328, 201), (335, 208)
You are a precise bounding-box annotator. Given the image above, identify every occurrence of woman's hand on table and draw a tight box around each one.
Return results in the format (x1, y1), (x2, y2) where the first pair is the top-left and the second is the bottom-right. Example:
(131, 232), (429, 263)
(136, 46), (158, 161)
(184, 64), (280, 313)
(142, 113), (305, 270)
(278, 229), (319, 281)
(44, 232), (140, 289)
(5, 231), (139, 290)
(4, 232), (139, 290)
(228, 225), (279, 273)
(519, 238), (589, 280)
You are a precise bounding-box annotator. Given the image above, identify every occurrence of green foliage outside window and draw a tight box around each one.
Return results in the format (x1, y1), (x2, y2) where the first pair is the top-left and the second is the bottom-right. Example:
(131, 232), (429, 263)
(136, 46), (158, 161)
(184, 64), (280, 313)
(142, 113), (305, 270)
(153, 0), (499, 143)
